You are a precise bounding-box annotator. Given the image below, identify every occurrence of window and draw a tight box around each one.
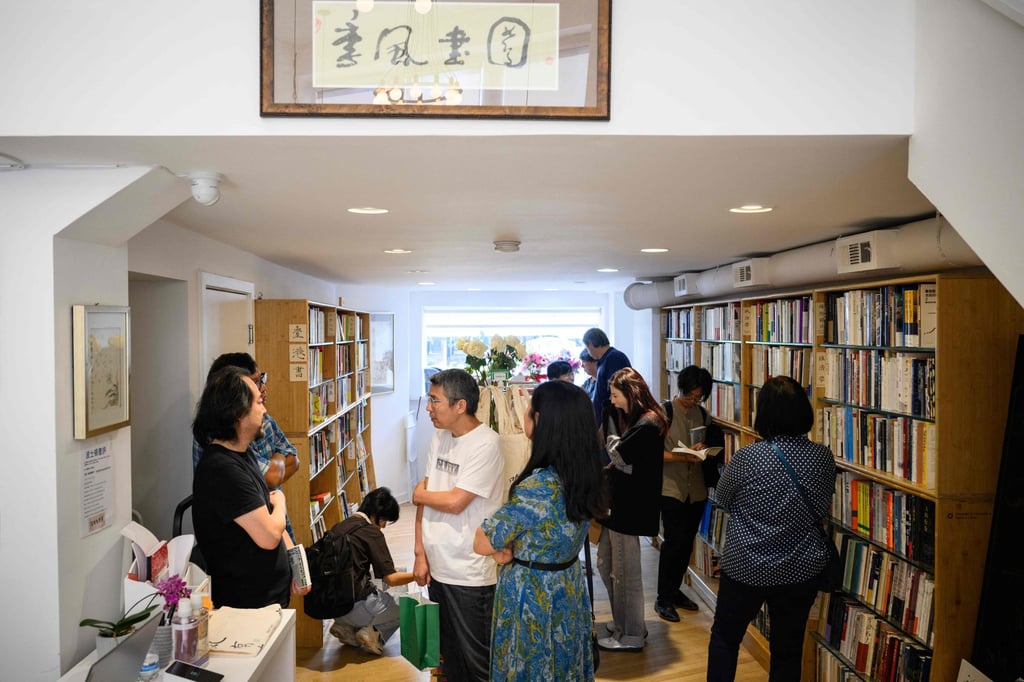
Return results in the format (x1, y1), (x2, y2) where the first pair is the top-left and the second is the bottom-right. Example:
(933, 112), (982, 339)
(423, 308), (603, 371)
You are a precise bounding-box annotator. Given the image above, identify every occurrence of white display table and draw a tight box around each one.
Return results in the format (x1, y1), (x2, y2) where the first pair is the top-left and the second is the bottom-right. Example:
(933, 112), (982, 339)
(61, 609), (296, 682)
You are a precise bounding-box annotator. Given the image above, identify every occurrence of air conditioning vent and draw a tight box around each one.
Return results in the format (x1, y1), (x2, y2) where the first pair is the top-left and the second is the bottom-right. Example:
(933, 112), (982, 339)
(836, 231), (896, 274)
(732, 258), (770, 288)
(673, 273), (698, 297)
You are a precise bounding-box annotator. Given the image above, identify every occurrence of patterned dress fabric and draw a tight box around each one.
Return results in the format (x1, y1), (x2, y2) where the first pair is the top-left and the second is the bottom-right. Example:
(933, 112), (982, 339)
(481, 467), (594, 682)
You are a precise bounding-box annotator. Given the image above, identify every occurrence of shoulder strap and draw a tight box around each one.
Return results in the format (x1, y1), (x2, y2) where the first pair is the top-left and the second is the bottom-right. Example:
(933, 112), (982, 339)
(583, 534), (597, 621)
(662, 400), (673, 421)
(768, 441), (829, 538)
(698, 404), (709, 425)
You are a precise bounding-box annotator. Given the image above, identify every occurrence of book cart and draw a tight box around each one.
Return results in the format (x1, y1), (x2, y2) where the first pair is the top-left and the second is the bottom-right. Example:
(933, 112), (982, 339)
(255, 299), (377, 648)
(658, 271), (1024, 680)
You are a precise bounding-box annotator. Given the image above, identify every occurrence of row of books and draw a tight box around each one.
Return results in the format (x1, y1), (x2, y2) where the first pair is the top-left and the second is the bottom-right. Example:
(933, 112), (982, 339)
(832, 473), (936, 563)
(823, 283), (937, 348)
(749, 346), (812, 387)
(663, 307), (695, 340)
(701, 303), (742, 341)
(818, 593), (933, 680)
(308, 346), (325, 386)
(749, 296), (813, 343)
(309, 306), (329, 344)
(309, 428), (334, 475)
(356, 340), (368, 370)
(310, 514), (329, 543)
(337, 343), (353, 374)
(691, 533), (721, 578)
(309, 491), (333, 524)
(337, 312), (363, 342)
(835, 533), (935, 645)
(706, 383), (740, 423)
(820, 348), (936, 419)
(699, 341), (741, 383)
(664, 340), (695, 371)
(698, 501), (728, 553)
(308, 384), (331, 426)
(821, 405), (938, 487)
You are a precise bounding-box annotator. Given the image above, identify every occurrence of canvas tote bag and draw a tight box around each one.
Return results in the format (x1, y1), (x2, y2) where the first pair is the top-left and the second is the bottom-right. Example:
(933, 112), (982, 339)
(490, 386), (532, 501)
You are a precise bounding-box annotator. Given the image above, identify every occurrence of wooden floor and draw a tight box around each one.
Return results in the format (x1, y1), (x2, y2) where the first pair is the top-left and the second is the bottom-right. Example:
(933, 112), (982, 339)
(295, 504), (769, 682)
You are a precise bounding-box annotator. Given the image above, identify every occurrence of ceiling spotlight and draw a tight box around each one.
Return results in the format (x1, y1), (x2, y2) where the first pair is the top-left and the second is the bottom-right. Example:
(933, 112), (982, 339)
(597, 268), (619, 273)
(188, 171), (224, 207)
(348, 207), (389, 215)
(729, 204), (774, 214)
(494, 240), (521, 253)
(383, 248), (413, 254)
(641, 248), (669, 253)
(417, 281), (436, 286)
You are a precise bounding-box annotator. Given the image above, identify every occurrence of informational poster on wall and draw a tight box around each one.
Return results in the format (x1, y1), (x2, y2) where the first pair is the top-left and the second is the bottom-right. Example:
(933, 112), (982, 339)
(81, 440), (113, 537)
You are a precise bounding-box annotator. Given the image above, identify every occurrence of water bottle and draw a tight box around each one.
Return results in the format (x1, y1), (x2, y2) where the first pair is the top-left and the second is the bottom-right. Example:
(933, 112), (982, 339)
(138, 647), (160, 681)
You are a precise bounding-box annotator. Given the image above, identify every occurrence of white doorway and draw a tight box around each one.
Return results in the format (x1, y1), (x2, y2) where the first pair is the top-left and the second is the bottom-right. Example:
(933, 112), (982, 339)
(198, 272), (255, 385)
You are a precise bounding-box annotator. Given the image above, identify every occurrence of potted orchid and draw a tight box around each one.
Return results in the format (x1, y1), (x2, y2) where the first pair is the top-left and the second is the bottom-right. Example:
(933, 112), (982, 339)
(81, 573), (190, 656)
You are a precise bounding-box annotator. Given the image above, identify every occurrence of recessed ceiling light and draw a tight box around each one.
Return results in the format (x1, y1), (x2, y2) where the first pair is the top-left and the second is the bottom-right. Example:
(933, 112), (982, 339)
(407, 269), (429, 274)
(467, 287), (482, 291)
(640, 248), (669, 253)
(597, 268), (619, 273)
(384, 248), (412, 254)
(729, 205), (773, 214)
(417, 281), (436, 286)
(348, 207), (389, 215)
(543, 288), (559, 291)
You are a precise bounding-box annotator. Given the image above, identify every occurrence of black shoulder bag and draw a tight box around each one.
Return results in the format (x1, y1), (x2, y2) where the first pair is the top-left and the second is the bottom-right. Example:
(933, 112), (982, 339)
(768, 441), (842, 592)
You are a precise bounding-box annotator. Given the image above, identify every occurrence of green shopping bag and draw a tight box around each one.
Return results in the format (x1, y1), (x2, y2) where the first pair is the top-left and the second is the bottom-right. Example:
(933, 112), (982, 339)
(399, 593), (440, 669)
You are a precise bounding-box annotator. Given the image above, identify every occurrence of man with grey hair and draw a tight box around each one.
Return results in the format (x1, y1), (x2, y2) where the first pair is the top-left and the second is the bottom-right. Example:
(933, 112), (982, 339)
(412, 368), (503, 681)
(583, 327), (632, 426)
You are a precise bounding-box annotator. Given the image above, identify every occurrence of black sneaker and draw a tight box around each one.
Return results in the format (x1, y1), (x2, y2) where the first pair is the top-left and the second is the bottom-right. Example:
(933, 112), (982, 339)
(654, 597), (680, 622)
(672, 590), (700, 612)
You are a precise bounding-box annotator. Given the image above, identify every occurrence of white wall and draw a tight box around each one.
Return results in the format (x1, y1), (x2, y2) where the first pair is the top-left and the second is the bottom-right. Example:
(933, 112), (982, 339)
(0, 1), (914, 137)
(909, 0), (1024, 307)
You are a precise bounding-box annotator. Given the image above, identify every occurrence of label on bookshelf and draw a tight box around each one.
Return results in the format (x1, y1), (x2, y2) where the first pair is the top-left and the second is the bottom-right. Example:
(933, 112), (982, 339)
(289, 363), (307, 382)
(289, 323), (308, 343)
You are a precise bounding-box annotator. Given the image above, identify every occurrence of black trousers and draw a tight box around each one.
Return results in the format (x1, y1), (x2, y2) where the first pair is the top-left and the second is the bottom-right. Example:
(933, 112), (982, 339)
(657, 495), (706, 600)
(707, 572), (819, 682)
(428, 580), (494, 682)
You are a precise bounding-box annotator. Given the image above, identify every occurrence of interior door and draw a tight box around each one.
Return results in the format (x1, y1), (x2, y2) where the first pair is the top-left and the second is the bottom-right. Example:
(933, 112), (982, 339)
(199, 272), (255, 383)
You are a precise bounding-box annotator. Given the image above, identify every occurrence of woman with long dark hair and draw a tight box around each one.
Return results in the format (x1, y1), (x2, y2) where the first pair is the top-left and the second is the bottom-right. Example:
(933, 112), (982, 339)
(474, 380), (606, 681)
(596, 367), (668, 652)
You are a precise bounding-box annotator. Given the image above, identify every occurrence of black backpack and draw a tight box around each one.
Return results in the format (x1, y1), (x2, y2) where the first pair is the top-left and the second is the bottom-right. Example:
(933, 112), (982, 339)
(662, 400), (726, 488)
(302, 517), (366, 619)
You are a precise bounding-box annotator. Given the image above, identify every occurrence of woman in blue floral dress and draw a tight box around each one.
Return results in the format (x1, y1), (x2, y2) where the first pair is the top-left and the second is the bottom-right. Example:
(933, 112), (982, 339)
(475, 380), (606, 682)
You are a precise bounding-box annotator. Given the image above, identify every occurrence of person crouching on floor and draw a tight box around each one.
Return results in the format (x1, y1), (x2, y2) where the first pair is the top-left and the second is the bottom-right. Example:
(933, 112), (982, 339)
(330, 487), (415, 655)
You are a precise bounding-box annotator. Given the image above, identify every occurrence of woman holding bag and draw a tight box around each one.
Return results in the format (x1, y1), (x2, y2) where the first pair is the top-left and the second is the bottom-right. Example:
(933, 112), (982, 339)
(596, 367), (667, 652)
(474, 380), (606, 681)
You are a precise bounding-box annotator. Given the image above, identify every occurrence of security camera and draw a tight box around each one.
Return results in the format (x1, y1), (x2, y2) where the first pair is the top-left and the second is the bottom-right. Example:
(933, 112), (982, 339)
(187, 171), (223, 207)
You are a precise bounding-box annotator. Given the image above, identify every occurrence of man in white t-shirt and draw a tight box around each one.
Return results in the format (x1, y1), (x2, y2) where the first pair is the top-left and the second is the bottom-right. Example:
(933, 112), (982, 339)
(413, 369), (503, 682)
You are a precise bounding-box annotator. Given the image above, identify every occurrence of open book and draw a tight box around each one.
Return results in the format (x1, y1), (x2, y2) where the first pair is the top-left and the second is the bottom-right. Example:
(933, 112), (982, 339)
(671, 441), (723, 461)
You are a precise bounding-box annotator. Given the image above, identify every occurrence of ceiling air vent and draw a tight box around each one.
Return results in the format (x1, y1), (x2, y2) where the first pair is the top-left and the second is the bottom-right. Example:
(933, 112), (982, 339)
(732, 258), (770, 288)
(673, 273), (698, 297)
(836, 231), (896, 274)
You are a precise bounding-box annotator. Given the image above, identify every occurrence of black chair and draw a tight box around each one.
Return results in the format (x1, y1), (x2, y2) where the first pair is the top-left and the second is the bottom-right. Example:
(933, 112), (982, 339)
(172, 494), (206, 572)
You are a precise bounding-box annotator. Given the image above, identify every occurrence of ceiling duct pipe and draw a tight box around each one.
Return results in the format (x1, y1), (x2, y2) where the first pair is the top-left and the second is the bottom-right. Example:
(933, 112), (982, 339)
(624, 215), (981, 310)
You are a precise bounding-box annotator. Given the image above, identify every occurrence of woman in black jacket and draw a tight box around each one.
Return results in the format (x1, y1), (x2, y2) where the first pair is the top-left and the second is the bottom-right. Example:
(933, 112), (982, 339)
(596, 367), (667, 652)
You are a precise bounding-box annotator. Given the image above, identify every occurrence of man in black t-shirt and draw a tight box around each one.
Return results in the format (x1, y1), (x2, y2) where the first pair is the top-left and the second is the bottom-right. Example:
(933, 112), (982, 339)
(192, 366), (312, 608)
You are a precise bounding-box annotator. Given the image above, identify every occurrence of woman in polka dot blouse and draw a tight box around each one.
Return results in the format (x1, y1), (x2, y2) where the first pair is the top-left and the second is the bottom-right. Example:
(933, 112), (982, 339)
(707, 375), (836, 681)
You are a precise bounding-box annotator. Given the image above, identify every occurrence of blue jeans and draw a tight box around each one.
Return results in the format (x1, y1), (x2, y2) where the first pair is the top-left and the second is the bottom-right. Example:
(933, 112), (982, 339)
(333, 590), (400, 643)
(707, 572), (819, 682)
(428, 580), (494, 682)
(596, 527), (646, 647)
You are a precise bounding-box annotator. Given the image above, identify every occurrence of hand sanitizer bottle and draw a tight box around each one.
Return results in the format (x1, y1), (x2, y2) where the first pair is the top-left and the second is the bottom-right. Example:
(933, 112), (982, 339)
(171, 596), (198, 664)
(189, 592), (210, 666)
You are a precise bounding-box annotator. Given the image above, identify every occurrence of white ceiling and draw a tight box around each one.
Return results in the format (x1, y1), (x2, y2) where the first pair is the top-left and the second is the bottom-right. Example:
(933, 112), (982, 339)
(0, 134), (936, 292)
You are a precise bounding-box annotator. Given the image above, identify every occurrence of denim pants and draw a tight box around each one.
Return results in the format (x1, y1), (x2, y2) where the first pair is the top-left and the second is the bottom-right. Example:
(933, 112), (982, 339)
(707, 572), (819, 682)
(333, 590), (400, 643)
(596, 527), (646, 647)
(429, 580), (494, 682)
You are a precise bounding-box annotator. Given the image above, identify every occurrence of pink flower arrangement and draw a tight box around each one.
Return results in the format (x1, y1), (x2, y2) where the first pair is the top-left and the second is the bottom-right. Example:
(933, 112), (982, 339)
(520, 352), (549, 376)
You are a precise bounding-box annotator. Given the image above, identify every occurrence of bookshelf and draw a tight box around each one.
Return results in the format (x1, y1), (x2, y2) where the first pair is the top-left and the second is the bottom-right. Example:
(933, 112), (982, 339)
(659, 272), (1024, 680)
(255, 299), (377, 648)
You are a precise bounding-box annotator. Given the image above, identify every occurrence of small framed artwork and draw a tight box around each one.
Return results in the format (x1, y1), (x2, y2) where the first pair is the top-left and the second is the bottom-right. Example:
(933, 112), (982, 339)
(73, 305), (131, 440)
(370, 312), (395, 394)
(260, 0), (611, 120)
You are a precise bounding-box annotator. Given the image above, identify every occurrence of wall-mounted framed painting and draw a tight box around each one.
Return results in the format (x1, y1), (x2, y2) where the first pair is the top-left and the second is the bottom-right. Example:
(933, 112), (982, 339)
(370, 312), (395, 394)
(73, 305), (131, 439)
(260, 0), (610, 120)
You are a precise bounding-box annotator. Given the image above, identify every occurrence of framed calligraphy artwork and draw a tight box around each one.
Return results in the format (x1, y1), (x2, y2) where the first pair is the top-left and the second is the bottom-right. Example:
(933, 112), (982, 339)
(73, 305), (131, 439)
(260, 0), (610, 120)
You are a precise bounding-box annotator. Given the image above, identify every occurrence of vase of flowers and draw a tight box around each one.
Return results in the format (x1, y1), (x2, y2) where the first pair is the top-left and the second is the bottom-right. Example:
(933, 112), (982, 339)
(457, 335), (526, 385)
(520, 352), (549, 382)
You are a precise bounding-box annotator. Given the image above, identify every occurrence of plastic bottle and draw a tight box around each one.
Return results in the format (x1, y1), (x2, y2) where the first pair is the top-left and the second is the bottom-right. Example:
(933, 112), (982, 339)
(138, 647), (160, 681)
(171, 596), (199, 664)
(190, 592), (210, 666)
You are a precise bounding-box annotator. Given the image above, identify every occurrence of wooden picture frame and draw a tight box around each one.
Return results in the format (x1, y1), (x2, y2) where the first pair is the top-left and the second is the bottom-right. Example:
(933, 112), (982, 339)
(73, 305), (131, 439)
(370, 312), (396, 394)
(260, 0), (610, 120)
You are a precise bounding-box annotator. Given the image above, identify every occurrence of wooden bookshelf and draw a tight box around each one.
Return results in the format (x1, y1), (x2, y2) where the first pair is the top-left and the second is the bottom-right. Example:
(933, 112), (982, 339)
(659, 271), (1024, 680)
(255, 299), (377, 649)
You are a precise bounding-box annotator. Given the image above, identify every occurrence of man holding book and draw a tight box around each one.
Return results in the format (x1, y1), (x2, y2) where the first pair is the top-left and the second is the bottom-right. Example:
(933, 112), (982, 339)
(192, 365), (312, 608)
